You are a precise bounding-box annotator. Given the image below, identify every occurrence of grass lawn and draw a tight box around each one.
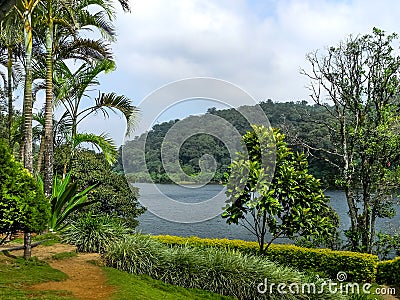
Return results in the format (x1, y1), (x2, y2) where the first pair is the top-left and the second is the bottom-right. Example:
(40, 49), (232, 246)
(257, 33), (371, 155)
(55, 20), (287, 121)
(0, 250), (235, 300)
(103, 266), (235, 300)
(0, 253), (74, 300)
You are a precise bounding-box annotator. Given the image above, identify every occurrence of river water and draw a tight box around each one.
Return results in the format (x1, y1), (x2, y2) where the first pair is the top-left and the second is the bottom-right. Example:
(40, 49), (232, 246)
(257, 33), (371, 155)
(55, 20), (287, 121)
(134, 183), (400, 243)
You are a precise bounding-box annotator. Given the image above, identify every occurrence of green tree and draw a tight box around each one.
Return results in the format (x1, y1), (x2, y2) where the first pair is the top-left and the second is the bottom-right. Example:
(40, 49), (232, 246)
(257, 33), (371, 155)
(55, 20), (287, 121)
(55, 149), (145, 229)
(0, 140), (50, 255)
(222, 125), (338, 255)
(301, 28), (400, 253)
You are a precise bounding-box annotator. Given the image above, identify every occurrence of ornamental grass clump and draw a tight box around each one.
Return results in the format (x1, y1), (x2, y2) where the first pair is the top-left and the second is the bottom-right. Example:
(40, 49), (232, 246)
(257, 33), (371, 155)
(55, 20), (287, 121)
(102, 234), (347, 300)
(103, 234), (161, 277)
(62, 213), (129, 253)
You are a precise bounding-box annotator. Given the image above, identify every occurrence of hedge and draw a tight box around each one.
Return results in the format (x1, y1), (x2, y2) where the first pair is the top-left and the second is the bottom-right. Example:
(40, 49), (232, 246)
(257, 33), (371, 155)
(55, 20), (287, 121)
(152, 235), (378, 283)
(377, 257), (400, 285)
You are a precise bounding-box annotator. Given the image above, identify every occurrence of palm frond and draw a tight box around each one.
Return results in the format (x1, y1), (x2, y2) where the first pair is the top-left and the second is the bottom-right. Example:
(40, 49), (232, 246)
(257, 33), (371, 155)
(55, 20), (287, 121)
(92, 92), (140, 134)
(55, 37), (113, 62)
(118, 0), (131, 12)
(76, 10), (115, 42)
(73, 132), (118, 164)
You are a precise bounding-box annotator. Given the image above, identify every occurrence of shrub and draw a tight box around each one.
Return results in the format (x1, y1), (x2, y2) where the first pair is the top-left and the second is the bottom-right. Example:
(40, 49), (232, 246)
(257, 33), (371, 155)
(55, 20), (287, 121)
(61, 213), (129, 253)
(152, 235), (378, 282)
(103, 234), (161, 276)
(103, 234), (347, 300)
(377, 257), (400, 284)
(0, 140), (50, 240)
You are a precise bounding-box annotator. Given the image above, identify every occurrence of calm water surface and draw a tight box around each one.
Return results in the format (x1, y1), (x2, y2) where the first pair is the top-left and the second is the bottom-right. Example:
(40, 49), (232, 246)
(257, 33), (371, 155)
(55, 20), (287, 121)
(135, 183), (400, 243)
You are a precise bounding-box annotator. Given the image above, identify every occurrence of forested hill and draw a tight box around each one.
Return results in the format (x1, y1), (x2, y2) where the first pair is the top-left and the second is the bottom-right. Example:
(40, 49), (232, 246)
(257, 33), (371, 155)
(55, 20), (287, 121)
(120, 100), (339, 186)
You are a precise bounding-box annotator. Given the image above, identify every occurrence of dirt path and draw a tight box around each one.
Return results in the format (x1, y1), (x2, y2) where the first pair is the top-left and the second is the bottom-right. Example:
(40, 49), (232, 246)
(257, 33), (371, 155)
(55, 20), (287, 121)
(29, 245), (116, 300)
(380, 286), (400, 300)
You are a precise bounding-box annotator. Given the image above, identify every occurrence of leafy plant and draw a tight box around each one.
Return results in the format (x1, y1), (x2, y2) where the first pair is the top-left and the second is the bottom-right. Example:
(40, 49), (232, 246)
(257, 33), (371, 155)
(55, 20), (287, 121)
(223, 125), (339, 255)
(0, 140), (50, 243)
(43, 172), (98, 231)
(62, 213), (130, 253)
(55, 149), (146, 229)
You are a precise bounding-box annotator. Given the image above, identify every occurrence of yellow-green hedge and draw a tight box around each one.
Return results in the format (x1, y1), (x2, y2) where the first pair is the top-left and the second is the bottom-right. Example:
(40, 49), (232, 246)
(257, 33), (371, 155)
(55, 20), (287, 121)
(377, 257), (400, 284)
(153, 235), (378, 283)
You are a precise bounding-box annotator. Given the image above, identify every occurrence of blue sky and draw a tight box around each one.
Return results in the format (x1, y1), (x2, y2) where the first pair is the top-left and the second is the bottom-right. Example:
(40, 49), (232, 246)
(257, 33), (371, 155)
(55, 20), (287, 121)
(33, 0), (400, 146)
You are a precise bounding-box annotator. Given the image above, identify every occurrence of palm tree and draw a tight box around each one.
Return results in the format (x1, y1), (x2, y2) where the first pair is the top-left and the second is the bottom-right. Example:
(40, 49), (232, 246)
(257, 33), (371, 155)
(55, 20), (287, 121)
(51, 59), (138, 174)
(14, 0), (41, 260)
(36, 0), (117, 195)
(0, 10), (23, 148)
(58, 60), (137, 135)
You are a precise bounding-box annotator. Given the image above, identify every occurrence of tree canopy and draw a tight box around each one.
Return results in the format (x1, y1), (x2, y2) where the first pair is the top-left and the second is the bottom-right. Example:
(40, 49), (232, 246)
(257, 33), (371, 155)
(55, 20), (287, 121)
(222, 125), (338, 255)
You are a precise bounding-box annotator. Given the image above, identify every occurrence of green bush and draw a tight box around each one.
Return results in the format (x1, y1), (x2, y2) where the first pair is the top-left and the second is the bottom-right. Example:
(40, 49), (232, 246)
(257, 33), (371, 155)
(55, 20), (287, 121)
(377, 257), (400, 284)
(102, 234), (161, 276)
(61, 213), (129, 253)
(0, 140), (50, 238)
(103, 234), (347, 300)
(152, 235), (378, 282)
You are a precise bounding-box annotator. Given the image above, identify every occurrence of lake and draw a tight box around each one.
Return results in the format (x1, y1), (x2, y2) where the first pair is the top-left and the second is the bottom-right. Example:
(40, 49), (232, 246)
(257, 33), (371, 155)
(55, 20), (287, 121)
(134, 183), (400, 243)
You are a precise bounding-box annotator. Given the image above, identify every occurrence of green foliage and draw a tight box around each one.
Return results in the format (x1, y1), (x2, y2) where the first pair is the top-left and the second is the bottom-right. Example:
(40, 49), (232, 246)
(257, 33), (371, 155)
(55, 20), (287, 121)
(0, 140), (50, 240)
(0, 254), (73, 299)
(73, 132), (118, 165)
(61, 213), (130, 253)
(376, 257), (400, 285)
(121, 101), (339, 185)
(104, 267), (235, 300)
(55, 149), (145, 228)
(302, 28), (400, 253)
(373, 232), (400, 260)
(43, 172), (98, 231)
(103, 234), (345, 300)
(153, 235), (378, 283)
(223, 125), (339, 254)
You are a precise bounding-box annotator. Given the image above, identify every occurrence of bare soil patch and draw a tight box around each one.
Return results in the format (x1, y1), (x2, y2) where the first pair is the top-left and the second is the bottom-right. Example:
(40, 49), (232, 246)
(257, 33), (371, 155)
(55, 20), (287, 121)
(10, 244), (116, 300)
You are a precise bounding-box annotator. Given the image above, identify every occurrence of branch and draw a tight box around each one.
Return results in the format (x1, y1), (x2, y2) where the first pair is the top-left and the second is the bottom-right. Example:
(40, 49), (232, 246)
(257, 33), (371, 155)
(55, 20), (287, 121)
(0, 239), (49, 252)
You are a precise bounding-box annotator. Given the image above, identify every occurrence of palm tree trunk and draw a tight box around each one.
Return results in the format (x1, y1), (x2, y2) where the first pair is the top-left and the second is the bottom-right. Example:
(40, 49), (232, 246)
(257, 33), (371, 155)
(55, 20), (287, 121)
(43, 4), (54, 196)
(36, 134), (45, 173)
(22, 8), (34, 260)
(23, 11), (33, 174)
(7, 46), (13, 147)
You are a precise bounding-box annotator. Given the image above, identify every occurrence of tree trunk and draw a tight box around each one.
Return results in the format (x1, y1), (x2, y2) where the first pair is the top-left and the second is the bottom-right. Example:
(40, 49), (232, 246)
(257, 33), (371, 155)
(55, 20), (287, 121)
(23, 12), (33, 174)
(36, 134), (45, 173)
(22, 8), (34, 260)
(362, 178), (371, 253)
(259, 210), (267, 256)
(7, 46), (13, 147)
(340, 111), (359, 251)
(43, 9), (54, 196)
(23, 231), (32, 259)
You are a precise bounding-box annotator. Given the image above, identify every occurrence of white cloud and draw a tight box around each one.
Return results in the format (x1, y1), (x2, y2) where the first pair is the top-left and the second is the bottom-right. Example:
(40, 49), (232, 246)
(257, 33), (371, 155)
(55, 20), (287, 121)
(90, 0), (400, 144)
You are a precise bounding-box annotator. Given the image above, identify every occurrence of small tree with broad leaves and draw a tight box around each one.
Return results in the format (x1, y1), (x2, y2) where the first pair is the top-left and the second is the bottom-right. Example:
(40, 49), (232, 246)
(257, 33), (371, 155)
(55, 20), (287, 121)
(222, 125), (338, 255)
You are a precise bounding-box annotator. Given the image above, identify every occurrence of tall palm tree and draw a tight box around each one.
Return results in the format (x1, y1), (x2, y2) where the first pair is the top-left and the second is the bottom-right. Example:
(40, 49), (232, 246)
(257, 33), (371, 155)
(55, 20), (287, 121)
(0, 10), (23, 148)
(15, 0), (41, 260)
(36, 0), (117, 195)
(51, 59), (138, 173)
(54, 60), (137, 136)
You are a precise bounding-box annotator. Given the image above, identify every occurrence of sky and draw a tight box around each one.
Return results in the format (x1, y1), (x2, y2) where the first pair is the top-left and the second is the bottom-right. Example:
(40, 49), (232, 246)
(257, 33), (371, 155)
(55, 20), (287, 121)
(72, 0), (400, 145)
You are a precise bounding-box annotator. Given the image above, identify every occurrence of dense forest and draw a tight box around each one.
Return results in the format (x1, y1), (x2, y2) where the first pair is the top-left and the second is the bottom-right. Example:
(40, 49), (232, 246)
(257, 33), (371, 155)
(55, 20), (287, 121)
(120, 99), (339, 186)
